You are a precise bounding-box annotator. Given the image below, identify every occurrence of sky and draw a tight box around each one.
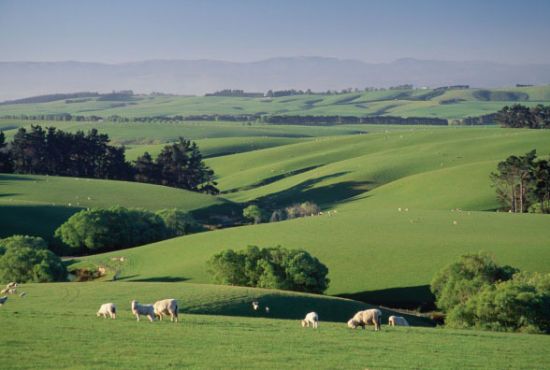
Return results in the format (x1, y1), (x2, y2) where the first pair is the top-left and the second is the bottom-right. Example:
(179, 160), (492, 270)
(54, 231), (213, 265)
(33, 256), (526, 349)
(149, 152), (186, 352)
(1, 0), (550, 64)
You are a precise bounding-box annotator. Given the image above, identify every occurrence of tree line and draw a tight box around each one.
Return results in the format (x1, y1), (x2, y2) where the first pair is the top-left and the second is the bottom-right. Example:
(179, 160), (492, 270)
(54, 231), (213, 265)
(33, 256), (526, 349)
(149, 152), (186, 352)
(496, 104), (550, 129)
(491, 150), (550, 213)
(0, 125), (218, 194)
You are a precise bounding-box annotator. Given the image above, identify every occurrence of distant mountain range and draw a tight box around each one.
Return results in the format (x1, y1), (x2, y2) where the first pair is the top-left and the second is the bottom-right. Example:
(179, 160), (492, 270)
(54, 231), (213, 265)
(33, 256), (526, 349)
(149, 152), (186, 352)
(1, 57), (550, 101)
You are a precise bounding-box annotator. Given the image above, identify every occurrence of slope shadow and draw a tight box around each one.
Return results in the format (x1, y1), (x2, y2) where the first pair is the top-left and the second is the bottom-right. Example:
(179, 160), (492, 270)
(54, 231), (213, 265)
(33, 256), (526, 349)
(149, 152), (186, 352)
(0, 174), (45, 183)
(222, 165), (321, 194)
(252, 172), (372, 211)
(337, 285), (436, 312)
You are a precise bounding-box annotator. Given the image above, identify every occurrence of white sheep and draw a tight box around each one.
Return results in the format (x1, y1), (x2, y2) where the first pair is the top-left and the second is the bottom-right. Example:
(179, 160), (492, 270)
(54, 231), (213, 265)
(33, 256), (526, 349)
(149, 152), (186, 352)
(388, 315), (409, 327)
(0, 296), (7, 305)
(301, 312), (319, 328)
(6, 282), (17, 289)
(96, 303), (117, 319)
(265, 306), (270, 313)
(131, 300), (156, 322)
(347, 309), (382, 331)
(154, 299), (179, 322)
(252, 301), (259, 311)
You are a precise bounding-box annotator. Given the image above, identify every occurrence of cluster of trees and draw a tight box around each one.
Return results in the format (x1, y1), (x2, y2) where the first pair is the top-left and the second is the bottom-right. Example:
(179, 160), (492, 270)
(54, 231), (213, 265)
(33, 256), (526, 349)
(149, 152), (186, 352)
(263, 115), (448, 126)
(54, 207), (198, 254)
(242, 202), (321, 224)
(205, 89), (264, 97)
(431, 253), (550, 333)
(208, 245), (329, 294)
(491, 150), (550, 213)
(0, 126), (218, 194)
(496, 104), (550, 129)
(450, 113), (496, 126)
(0, 235), (67, 283)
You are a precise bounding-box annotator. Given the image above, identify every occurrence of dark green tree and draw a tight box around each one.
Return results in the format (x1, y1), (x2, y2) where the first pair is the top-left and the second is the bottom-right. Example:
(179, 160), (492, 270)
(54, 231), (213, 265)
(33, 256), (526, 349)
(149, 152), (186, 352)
(0, 235), (67, 283)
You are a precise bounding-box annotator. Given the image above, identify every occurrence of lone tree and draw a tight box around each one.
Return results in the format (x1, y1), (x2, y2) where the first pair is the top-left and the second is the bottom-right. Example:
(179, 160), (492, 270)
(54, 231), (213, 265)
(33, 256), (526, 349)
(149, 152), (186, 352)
(208, 245), (330, 294)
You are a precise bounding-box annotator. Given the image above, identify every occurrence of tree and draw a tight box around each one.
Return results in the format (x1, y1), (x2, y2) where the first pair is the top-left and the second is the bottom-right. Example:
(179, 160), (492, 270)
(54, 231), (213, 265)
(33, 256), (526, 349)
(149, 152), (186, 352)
(55, 207), (169, 253)
(155, 208), (199, 236)
(490, 150), (537, 212)
(0, 235), (67, 283)
(530, 158), (550, 213)
(0, 131), (13, 173)
(154, 138), (218, 194)
(243, 205), (264, 224)
(208, 246), (330, 294)
(496, 104), (550, 129)
(430, 252), (517, 312)
(134, 152), (159, 183)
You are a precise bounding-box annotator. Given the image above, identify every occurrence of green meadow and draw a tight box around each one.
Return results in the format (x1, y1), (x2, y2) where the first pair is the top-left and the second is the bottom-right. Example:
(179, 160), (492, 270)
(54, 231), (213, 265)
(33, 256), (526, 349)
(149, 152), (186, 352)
(1, 85), (549, 119)
(2, 90), (550, 369)
(1, 282), (548, 369)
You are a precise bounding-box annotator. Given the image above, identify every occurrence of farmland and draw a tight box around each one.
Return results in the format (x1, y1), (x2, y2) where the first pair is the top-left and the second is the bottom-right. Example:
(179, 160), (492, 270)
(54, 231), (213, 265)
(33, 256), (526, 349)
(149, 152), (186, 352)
(1, 88), (550, 369)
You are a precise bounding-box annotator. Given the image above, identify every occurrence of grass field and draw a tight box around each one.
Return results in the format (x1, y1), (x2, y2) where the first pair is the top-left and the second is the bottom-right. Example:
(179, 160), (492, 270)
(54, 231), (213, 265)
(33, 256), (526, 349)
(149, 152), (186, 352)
(0, 174), (226, 240)
(61, 126), (550, 309)
(1, 282), (548, 369)
(1, 85), (549, 119)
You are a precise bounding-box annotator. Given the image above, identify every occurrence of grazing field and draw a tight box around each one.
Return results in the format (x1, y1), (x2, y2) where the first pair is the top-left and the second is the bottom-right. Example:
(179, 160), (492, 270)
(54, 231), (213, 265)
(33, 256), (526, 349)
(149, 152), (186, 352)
(1, 282), (548, 369)
(70, 127), (550, 307)
(0, 174), (226, 240)
(1, 85), (549, 119)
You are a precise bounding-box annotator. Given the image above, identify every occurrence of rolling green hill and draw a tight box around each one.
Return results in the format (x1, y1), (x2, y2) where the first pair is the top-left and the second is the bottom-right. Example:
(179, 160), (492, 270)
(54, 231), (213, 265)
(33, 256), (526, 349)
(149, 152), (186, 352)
(0, 174), (226, 240)
(1, 85), (549, 119)
(71, 127), (550, 307)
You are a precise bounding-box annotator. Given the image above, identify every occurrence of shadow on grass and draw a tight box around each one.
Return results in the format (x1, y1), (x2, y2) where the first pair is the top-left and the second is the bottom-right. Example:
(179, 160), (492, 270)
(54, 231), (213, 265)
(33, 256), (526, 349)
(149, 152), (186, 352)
(337, 285), (436, 312)
(132, 276), (189, 283)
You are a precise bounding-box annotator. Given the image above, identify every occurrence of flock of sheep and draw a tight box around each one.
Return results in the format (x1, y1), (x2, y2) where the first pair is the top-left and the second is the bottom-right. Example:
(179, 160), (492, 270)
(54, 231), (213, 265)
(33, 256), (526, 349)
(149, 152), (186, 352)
(96, 298), (179, 322)
(96, 298), (409, 331)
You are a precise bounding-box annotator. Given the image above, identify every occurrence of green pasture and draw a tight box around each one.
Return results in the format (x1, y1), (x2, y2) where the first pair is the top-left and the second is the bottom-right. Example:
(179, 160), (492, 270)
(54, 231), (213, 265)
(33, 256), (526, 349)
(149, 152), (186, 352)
(1, 85), (549, 119)
(0, 282), (548, 369)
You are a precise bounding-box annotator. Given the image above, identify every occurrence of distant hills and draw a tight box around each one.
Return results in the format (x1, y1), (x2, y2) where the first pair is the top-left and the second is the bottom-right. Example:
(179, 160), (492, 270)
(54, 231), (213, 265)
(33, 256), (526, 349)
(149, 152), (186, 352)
(1, 57), (550, 101)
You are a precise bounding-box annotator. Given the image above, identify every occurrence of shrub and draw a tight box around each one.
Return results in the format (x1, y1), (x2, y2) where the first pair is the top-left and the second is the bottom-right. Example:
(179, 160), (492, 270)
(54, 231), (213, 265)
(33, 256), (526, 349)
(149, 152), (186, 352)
(155, 208), (199, 236)
(0, 235), (67, 283)
(243, 205), (264, 224)
(208, 245), (329, 294)
(55, 206), (169, 253)
(447, 272), (550, 333)
(430, 252), (517, 312)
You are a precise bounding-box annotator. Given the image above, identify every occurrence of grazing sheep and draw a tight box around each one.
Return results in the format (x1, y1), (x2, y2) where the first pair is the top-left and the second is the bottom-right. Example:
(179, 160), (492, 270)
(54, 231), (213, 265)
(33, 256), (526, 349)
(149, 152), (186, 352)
(6, 282), (17, 289)
(388, 315), (409, 327)
(0, 288), (8, 295)
(8, 288), (17, 294)
(252, 301), (259, 311)
(347, 309), (382, 331)
(154, 299), (179, 323)
(301, 312), (319, 328)
(96, 303), (117, 319)
(131, 300), (156, 322)
(265, 306), (270, 313)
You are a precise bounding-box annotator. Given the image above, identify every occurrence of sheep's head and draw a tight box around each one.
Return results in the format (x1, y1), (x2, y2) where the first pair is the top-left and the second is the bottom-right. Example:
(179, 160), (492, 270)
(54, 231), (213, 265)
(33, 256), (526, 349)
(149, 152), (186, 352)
(347, 319), (358, 329)
(131, 300), (137, 308)
(301, 320), (307, 327)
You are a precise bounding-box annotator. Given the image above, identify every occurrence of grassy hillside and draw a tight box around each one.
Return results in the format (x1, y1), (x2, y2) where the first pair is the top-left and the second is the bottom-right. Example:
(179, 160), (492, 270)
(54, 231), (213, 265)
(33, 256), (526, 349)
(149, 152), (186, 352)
(71, 127), (550, 307)
(1, 85), (549, 119)
(0, 174), (226, 240)
(0, 282), (548, 369)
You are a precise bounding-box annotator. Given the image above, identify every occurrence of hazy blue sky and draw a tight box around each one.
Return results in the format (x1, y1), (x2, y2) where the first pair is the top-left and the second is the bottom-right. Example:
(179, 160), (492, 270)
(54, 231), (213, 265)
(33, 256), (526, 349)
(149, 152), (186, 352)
(1, 0), (550, 64)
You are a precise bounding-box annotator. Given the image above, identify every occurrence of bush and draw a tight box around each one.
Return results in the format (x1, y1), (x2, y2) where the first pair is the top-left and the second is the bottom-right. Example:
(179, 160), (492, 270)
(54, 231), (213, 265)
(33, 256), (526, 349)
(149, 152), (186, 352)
(208, 245), (329, 294)
(447, 272), (550, 333)
(55, 206), (169, 253)
(155, 208), (199, 236)
(285, 201), (320, 219)
(242, 205), (264, 224)
(430, 252), (517, 312)
(0, 235), (67, 283)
